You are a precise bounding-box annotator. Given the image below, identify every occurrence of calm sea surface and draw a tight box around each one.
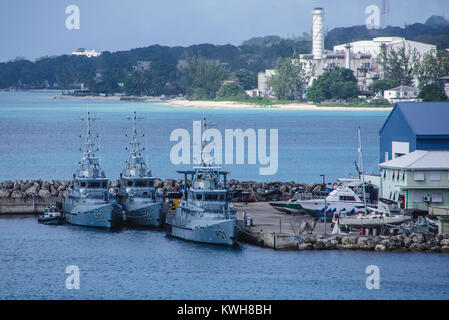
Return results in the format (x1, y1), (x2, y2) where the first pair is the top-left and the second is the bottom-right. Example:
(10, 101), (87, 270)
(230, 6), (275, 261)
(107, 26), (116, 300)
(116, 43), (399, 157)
(0, 91), (388, 183)
(1, 92), (449, 300)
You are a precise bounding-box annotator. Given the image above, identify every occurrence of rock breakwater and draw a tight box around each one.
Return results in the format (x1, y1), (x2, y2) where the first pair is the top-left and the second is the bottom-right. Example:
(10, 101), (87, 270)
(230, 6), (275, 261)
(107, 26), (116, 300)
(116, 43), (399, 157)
(298, 233), (449, 253)
(0, 179), (322, 201)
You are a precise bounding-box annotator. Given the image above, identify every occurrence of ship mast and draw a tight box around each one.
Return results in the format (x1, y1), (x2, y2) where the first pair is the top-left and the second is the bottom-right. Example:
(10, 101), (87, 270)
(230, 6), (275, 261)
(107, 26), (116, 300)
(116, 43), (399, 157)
(124, 112), (149, 177)
(78, 112), (103, 179)
(200, 117), (207, 166)
(358, 126), (368, 215)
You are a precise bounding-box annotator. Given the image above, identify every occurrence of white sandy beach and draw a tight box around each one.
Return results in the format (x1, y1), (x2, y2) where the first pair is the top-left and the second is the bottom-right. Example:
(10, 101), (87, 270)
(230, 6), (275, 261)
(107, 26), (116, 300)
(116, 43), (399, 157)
(53, 94), (393, 111)
(165, 99), (393, 111)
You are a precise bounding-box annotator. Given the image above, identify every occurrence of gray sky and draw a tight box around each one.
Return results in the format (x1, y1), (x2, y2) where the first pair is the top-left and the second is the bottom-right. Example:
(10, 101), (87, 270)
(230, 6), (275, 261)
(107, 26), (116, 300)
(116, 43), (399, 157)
(0, 0), (448, 62)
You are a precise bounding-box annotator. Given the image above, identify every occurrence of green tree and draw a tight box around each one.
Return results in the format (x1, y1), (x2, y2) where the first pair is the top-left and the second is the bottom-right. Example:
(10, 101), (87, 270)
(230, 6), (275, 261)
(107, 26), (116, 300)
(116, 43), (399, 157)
(55, 66), (74, 89)
(124, 70), (166, 96)
(330, 81), (359, 100)
(378, 45), (420, 86)
(179, 55), (230, 99)
(235, 69), (257, 90)
(306, 67), (358, 103)
(268, 56), (314, 100)
(418, 84), (448, 101)
(414, 49), (449, 88)
(216, 82), (246, 100)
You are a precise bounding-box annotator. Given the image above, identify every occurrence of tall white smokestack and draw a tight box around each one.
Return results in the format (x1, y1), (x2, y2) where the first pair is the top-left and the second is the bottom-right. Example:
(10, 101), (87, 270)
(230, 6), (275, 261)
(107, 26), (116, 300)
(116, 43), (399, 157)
(345, 44), (351, 69)
(312, 7), (325, 60)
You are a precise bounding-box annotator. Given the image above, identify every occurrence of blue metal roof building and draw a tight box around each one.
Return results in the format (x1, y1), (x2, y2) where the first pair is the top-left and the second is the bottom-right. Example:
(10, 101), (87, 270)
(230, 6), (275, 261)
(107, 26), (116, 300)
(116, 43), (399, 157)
(380, 102), (449, 163)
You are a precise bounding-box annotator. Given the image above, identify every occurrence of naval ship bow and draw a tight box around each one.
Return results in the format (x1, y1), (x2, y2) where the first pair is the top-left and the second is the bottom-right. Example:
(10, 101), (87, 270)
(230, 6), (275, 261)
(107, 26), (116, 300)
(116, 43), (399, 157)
(117, 112), (164, 227)
(165, 118), (237, 246)
(63, 112), (122, 228)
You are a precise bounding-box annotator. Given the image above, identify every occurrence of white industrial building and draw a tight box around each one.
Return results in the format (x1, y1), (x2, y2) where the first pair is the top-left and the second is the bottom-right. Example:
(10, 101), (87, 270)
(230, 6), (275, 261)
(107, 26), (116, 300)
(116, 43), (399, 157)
(288, 8), (435, 94)
(257, 7), (437, 96)
(257, 69), (276, 98)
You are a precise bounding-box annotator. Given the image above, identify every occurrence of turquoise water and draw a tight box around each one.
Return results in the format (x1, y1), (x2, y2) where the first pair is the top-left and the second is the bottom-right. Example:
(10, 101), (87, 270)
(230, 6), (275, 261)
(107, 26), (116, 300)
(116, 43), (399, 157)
(3, 92), (449, 300)
(0, 91), (388, 183)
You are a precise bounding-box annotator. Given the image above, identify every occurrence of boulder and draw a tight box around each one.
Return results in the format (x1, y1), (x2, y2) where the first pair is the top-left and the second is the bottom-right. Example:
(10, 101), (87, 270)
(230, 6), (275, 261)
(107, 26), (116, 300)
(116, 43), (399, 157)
(323, 238), (337, 249)
(38, 189), (51, 198)
(163, 179), (175, 188)
(25, 186), (39, 197)
(0, 189), (11, 197)
(440, 239), (449, 247)
(357, 237), (368, 245)
(302, 235), (317, 244)
(375, 244), (387, 251)
(413, 234), (425, 244)
(342, 236), (358, 245)
(154, 179), (163, 189)
(404, 237), (413, 248)
(41, 181), (50, 190)
(409, 243), (425, 252)
(11, 190), (25, 198)
(313, 240), (324, 250)
(2, 180), (14, 189)
(298, 243), (313, 250)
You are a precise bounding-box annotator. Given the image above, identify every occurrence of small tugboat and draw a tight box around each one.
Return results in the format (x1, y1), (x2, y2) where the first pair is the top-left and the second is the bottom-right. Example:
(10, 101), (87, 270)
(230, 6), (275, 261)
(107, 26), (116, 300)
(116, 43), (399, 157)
(38, 205), (64, 225)
(165, 118), (238, 246)
(63, 112), (123, 228)
(117, 112), (165, 227)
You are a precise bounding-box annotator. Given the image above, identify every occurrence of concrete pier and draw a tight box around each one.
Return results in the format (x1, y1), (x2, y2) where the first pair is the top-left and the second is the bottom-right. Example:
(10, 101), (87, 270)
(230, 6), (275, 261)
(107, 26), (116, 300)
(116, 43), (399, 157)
(235, 202), (449, 253)
(236, 202), (305, 249)
(0, 197), (62, 214)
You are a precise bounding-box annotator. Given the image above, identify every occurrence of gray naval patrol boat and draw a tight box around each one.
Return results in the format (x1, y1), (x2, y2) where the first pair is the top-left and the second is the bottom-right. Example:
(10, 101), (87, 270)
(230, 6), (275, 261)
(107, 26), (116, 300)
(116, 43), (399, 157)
(165, 119), (238, 246)
(117, 112), (164, 227)
(63, 112), (122, 228)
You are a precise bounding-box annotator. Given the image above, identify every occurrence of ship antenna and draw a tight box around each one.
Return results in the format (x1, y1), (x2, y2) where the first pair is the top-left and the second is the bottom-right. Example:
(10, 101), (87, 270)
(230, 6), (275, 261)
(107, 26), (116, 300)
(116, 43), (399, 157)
(358, 126), (368, 215)
(201, 117), (206, 165)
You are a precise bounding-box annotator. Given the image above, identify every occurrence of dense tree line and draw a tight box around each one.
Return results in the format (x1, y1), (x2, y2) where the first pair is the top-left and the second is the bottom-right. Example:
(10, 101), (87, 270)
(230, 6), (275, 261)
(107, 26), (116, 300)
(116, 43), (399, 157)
(1, 14), (449, 101)
(306, 68), (358, 103)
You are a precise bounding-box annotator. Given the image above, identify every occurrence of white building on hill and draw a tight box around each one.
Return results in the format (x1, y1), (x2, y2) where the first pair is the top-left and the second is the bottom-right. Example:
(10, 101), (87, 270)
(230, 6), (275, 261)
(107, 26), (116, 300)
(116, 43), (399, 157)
(72, 48), (102, 58)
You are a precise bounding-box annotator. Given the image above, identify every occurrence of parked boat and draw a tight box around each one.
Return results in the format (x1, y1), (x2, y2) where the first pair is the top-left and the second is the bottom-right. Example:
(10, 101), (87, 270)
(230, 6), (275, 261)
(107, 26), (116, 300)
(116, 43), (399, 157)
(334, 209), (412, 229)
(63, 112), (122, 228)
(270, 187), (364, 214)
(117, 112), (165, 227)
(164, 118), (237, 246)
(37, 205), (64, 225)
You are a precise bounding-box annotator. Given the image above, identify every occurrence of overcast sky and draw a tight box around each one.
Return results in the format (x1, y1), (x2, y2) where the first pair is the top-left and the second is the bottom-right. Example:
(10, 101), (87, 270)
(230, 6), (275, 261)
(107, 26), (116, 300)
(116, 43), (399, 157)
(0, 0), (448, 62)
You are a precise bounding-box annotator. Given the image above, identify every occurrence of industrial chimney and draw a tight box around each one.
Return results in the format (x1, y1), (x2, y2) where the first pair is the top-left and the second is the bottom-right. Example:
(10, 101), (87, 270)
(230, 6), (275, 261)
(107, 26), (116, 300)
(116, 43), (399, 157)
(312, 7), (325, 60)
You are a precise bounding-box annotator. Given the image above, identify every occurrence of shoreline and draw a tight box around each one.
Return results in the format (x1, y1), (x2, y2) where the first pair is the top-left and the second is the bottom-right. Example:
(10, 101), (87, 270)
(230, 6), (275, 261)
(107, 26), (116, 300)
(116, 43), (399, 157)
(51, 94), (393, 111)
(164, 99), (393, 111)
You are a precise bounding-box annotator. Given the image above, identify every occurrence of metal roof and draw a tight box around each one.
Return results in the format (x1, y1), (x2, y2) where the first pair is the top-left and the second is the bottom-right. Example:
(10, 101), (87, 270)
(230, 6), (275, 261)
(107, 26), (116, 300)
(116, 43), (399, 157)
(394, 102), (449, 136)
(379, 150), (449, 169)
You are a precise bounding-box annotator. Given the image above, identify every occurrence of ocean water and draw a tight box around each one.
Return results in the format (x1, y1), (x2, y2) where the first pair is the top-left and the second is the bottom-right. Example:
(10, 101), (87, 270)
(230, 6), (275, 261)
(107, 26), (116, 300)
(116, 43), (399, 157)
(0, 91), (388, 183)
(1, 215), (449, 300)
(2, 92), (449, 300)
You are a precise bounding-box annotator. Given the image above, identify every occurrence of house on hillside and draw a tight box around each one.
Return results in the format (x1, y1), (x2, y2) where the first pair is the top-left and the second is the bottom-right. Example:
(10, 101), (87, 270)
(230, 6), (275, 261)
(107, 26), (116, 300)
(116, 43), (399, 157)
(379, 102), (449, 163)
